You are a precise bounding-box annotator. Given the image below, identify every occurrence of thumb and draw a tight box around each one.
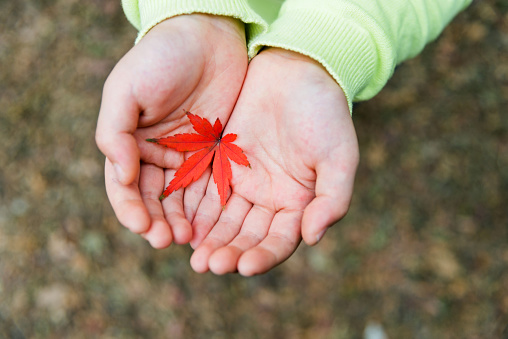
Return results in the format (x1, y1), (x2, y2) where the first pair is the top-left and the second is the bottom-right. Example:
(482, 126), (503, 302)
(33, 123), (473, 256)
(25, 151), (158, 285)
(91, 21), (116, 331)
(95, 75), (140, 185)
(301, 153), (358, 246)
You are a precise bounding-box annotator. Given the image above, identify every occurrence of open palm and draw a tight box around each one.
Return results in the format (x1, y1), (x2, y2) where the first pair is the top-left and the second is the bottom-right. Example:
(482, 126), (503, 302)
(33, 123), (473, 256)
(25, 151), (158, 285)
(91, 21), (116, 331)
(188, 49), (359, 276)
(96, 15), (248, 248)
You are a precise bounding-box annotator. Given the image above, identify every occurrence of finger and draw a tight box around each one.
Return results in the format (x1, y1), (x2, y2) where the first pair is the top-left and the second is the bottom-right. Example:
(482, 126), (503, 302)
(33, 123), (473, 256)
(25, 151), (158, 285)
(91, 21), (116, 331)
(182, 167), (212, 225)
(134, 108), (190, 170)
(301, 150), (358, 246)
(96, 74), (140, 185)
(237, 210), (303, 276)
(189, 178), (226, 249)
(190, 194), (251, 274)
(138, 163), (173, 249)
(208, 205), (274, 275)
(137, 136), (185, 169)
(161, 169), (193, 245)
(105, 158), (150, 234)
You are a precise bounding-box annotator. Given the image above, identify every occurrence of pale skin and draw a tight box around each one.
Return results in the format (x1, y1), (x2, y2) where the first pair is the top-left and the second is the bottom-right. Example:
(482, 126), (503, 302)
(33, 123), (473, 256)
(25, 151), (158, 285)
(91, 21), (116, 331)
(96, 14), (248, 248)
(96, 14), (359, 276)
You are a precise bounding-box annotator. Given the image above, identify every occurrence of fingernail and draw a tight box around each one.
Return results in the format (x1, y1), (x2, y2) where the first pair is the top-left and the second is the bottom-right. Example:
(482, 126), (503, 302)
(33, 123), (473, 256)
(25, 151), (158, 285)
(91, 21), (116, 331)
(316, 228), (328, 243)
(113, 163), (125, 183)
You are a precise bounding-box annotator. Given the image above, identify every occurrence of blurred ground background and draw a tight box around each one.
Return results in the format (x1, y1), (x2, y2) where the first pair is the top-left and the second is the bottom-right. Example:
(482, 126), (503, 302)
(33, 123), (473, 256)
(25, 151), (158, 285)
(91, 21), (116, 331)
(1, 1), (507, 338)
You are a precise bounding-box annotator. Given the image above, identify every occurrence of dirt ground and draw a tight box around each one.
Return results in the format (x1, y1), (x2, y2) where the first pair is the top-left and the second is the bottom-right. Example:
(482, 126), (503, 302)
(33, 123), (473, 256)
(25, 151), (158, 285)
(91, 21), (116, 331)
(1, 1), (507, 338)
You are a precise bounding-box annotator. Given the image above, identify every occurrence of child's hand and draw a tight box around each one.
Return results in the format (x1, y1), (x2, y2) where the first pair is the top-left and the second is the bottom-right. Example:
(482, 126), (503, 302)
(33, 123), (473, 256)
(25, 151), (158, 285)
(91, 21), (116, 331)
(95, 15), (248, 248)
(188, 48), (359, 276)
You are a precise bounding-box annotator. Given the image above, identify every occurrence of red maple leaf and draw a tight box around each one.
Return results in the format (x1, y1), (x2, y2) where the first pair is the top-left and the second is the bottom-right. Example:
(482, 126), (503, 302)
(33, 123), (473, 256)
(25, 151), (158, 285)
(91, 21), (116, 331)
(147, 111), (250, 206)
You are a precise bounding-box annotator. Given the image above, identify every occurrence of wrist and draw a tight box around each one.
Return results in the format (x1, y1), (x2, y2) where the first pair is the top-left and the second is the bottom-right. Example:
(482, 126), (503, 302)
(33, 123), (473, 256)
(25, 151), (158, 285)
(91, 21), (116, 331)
(198, 14), (245, 38)
(147, 14), (245, 45)
(128, 0), (267, 45)
(259, 48), (348, 105)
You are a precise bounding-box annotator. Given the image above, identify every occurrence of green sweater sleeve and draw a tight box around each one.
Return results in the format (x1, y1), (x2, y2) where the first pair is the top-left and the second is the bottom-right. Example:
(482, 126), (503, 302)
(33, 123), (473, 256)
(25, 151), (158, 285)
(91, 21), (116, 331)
(121, 0), (268, 44)
(248, 0), (473, 111)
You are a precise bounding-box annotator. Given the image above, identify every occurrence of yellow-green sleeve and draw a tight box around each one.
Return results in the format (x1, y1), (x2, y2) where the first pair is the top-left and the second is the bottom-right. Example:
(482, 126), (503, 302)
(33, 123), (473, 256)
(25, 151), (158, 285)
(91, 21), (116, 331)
(248, 0), (473, 111)
(121, 0), (268, 44)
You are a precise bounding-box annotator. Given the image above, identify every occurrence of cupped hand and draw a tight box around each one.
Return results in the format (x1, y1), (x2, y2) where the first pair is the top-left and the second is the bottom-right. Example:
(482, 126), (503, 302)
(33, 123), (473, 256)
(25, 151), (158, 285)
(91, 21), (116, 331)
(189, 48), (359, 276)
(95, 15), (248, 248)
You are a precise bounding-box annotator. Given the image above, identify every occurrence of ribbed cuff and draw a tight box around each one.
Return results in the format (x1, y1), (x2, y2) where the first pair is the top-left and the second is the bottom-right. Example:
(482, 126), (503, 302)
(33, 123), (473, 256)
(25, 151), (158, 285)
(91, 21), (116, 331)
(133, 0), (267, 44)
(122, 0), (141, 30)
(248, 1), (396, 113)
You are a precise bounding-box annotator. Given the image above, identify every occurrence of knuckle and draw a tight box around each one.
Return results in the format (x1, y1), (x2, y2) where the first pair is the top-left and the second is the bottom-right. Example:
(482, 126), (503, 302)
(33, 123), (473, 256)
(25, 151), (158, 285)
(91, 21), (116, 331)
(335, 201), (350, 221)
(94, 130), (108, 152)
